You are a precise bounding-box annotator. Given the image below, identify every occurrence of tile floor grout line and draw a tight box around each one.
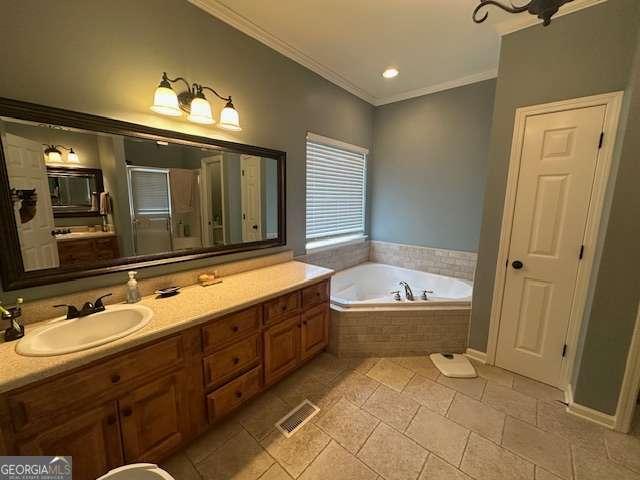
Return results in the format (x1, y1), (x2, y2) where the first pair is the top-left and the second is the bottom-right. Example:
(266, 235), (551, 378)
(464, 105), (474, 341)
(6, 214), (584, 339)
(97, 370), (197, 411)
(292, 435), (332, 480)
(189, 422), (246, 467)
(354, 416), (383, 457)
(457, 429), (472, 469)
(401, 401), (422, 434)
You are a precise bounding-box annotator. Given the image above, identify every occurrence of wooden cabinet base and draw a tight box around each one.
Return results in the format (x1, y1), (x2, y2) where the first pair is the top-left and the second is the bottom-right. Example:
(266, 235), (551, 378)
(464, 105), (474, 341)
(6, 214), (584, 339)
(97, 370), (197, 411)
(0, 278), (331, 479)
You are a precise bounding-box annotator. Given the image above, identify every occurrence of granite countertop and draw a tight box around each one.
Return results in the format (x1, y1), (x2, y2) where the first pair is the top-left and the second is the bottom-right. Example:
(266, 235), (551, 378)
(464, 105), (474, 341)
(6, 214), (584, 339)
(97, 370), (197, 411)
(0, 261), (333, 394)
(55, 231), (116, 242)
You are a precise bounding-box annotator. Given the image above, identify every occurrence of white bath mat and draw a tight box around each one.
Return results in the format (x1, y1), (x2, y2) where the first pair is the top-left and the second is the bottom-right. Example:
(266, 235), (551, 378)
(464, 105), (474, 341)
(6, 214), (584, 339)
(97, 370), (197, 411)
(275, 400), (320, 438)
(430, 353), (477, 378)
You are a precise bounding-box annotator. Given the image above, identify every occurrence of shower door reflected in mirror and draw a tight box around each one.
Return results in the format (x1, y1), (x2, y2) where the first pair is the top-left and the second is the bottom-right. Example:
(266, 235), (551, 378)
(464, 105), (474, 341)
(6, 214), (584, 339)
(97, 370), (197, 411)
(0, 99), (285, 289)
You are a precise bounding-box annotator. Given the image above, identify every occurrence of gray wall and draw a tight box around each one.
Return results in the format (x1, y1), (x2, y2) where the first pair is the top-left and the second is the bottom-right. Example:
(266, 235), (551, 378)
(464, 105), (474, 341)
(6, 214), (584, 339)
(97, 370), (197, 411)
(574, 30), (640, 414)
(469, 1), (640, 414)
(370, 79), (495, 252)
(0, 0), (373, 301)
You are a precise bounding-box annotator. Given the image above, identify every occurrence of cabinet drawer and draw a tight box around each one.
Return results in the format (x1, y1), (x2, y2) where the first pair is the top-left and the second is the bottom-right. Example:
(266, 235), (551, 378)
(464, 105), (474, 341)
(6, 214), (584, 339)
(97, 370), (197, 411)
(264, 290), (301, 326)
(8, 335), (185, 433)
(302, 281), (330, 308)
(206, 366), (262, 422)
(202, 306), (261, 352)
(203, 334), (261, 389)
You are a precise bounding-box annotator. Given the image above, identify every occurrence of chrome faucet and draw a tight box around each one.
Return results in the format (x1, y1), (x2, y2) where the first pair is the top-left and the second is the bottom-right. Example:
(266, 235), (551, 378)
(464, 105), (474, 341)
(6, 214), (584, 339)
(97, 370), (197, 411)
(54, 293), (112, 319)
(421, 290), (435, 301)
(1, 298), (25, 341)
(399, 281), (414, 301)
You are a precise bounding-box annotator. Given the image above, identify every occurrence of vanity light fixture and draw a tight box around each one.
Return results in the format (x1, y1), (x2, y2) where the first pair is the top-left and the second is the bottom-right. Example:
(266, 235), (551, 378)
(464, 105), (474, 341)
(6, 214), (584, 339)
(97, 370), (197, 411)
(472, 0), (570, 26)
(43, 145), (62, 163)
(382, 67), (399, 79)
(43, 144), (79, 164)
(151, 72), (242, 131)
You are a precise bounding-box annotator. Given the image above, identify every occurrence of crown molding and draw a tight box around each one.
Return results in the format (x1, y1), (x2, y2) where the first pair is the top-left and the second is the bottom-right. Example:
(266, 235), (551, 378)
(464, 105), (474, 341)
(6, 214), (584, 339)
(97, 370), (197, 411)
(494, 0), (607, 36)
(373, 69), (498, 106)
(190, 0), (498, 107)
(188, 0), (376, 104)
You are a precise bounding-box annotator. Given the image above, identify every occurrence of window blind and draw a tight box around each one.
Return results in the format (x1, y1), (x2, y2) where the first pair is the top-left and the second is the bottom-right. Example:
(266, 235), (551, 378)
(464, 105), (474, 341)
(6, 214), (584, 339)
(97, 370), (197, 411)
(128, 167), (170, 215)
(306, 138), (367, 241)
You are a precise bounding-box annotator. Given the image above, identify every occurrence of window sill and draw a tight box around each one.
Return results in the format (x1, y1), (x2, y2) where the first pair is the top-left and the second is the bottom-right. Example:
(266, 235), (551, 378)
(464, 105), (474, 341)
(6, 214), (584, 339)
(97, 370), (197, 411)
(305, 234), (368, 254)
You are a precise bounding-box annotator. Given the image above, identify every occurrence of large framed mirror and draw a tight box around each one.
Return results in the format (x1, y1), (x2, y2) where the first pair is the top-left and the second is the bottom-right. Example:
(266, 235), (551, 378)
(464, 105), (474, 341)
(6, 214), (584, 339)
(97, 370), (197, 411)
(0, 97), (286, 290)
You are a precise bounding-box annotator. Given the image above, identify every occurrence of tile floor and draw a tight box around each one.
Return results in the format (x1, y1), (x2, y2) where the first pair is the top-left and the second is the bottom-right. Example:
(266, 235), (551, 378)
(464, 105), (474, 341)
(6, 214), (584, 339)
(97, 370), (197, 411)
(162, 353), (640, 480)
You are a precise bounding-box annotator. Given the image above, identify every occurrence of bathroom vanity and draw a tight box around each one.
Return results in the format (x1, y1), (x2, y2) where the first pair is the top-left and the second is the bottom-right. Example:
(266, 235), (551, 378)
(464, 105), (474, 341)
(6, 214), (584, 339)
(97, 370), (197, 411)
(0, 261), (331, 480)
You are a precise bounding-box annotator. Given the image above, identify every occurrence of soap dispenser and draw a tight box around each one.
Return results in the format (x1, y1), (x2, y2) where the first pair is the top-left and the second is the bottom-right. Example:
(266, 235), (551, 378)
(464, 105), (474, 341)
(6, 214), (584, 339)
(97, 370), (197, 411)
(126, 271), (141, 304)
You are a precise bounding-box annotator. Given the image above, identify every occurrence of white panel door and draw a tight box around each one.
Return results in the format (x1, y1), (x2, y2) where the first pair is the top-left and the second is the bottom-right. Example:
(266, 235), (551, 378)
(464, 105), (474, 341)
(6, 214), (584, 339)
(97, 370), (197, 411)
(241, 155), (262, 242)
(496, 105), (606, 387)
(3, 133), (59, 270)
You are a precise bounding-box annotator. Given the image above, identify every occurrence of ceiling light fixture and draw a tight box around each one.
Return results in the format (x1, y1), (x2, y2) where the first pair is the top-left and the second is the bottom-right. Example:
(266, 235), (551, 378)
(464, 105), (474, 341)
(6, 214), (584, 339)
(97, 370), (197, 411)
(43, 144), (79, 164)
(472, 0), (571, 26)
(382, 68), (399, 79)
(151, 72), (242, 131)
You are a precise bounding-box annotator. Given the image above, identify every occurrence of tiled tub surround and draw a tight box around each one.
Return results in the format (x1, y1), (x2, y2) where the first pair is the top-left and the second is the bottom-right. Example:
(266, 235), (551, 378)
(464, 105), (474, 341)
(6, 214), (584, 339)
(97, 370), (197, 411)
(295, 240), (370, 272)
(330, 307), (470, 357)
(328, 262), (471, 357)
(370, 240), (477, 281)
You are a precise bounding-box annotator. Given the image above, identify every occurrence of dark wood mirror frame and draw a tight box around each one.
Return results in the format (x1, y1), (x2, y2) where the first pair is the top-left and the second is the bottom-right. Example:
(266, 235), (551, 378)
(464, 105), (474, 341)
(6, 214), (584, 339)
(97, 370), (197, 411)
(0, 97), (286, 290)
(46, 165), (105, 218)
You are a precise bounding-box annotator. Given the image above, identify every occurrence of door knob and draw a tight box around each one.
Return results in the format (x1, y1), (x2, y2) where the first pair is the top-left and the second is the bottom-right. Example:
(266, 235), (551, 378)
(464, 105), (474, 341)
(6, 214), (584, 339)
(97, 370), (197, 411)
(512, 260), (524, 270)
(252, 225), (258, 230)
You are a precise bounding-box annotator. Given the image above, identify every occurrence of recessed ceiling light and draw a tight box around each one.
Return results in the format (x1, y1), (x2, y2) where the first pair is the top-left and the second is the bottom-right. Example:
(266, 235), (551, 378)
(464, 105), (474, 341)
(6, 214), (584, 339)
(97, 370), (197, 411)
(382, 68), (399, 79)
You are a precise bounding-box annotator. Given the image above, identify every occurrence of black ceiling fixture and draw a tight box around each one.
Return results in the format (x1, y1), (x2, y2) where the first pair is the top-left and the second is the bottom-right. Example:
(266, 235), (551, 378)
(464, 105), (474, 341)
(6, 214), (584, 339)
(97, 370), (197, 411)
(473, 0), (574, 27)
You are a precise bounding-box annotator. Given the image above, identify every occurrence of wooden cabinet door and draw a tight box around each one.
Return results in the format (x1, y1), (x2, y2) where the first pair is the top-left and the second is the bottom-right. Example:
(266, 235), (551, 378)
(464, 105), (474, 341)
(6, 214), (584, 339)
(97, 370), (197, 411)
(301, 303), (329, 361)
(119, 373), (185, 463)
(264, 315), (301, 386)
(17, 402), (122, 480)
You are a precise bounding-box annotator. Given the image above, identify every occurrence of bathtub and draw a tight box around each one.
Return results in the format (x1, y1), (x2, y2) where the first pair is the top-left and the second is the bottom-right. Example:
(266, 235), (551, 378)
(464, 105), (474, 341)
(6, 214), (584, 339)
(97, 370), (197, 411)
(331, 262), (472, 309)
(328, 262), (472, 357)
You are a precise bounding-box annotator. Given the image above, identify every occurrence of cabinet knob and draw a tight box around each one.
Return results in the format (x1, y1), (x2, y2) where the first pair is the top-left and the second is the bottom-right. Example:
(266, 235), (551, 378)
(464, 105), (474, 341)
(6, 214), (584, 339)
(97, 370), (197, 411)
(303, 320), (307, 325)
(122, 407), (133, 417)
(281, 305), (287, 312)
(110, 373), (121, 384)
(235, 391), (243, 399)
(232, 357), (240, 365)
(231, 325), (239, 333)
(106, 415), (116, 425)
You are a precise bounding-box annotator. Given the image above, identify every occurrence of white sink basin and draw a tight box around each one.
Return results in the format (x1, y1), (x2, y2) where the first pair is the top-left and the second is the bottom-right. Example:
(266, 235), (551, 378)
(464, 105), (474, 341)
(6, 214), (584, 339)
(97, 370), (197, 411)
(16, 304), (153, 357)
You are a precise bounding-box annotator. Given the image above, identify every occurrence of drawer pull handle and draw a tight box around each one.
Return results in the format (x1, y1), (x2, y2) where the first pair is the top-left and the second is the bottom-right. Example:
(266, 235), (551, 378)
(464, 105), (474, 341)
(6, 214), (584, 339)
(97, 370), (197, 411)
(231, 325), (239, 333)
(111, 374), (121, 384)
(233, 357), (240, 365)
(122, 407), (133, 417)
(235, 391), (243, 399)
(106, 415), (116, 425)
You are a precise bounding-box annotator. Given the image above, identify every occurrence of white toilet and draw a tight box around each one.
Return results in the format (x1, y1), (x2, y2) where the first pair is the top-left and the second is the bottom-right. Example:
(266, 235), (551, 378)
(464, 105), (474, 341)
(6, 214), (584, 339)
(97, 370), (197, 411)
(96, 464), (175, 480)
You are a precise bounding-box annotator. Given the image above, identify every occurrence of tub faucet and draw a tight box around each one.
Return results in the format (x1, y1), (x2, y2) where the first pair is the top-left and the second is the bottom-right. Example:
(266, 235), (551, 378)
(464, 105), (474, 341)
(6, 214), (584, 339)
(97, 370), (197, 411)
(421, 290), (435, 301)
(399, 281), (414, 301)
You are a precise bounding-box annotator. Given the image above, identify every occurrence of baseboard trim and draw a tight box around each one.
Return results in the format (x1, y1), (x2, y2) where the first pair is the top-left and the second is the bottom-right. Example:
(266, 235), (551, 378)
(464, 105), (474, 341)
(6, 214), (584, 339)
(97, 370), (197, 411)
(465, 348), (487, 364)
(566, 400), (616, 429)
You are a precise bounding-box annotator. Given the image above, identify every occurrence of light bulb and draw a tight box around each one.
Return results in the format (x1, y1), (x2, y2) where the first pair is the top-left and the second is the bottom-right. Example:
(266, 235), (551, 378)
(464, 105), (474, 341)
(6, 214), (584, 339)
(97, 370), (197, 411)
(382, 67), (399, 79)
(44, 146), (62, 163)
(188, 95), (214, 124)
(219, 100), (242, 131)
(151, 85), (181, 116)
(67, 148), (79, 163)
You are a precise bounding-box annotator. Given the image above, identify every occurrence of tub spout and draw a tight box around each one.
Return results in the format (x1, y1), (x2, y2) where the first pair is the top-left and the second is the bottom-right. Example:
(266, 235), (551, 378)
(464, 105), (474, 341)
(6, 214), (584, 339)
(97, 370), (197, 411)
(399, 281), (414, 301)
